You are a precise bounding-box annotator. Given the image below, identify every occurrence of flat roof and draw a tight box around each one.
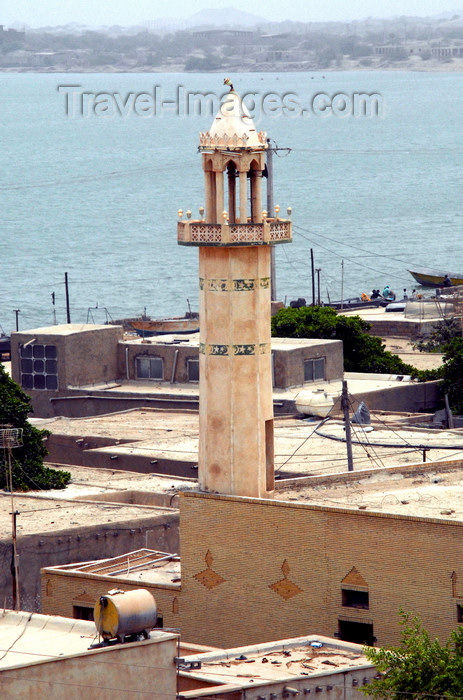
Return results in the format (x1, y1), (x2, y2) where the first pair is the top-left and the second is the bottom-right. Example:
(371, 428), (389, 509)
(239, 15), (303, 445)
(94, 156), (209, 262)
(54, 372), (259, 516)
(276, 458), (463, 521)
(46, 549), (181, 586)
(34, 409), (463, 483)
(12, 324), (120, 337)
(0, 490), (179, 540)
(122, 333), (340, 351)
(181, 635), (372, 686)
(0, 610), (175, 670)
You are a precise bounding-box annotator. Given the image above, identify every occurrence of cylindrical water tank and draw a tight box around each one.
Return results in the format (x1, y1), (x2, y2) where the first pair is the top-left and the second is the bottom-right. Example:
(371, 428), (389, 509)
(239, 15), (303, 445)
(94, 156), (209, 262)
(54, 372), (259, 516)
(94, 588), (157, 641)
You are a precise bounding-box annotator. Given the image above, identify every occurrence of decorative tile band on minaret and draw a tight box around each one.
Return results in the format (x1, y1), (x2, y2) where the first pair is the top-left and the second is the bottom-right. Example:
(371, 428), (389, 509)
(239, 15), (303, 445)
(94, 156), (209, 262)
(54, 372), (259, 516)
(177, 82), (292, 498)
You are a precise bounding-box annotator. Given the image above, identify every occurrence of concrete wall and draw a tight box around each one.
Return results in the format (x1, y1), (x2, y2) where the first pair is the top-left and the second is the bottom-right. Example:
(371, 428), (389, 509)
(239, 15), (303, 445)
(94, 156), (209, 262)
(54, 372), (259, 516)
(118, 339), (343, 390)
(41, 568), (180, 629)
(179, 491), (463, 649)
(11, 325), (123, 417)
(365, 318), (437, 339)
(48, 391), (200, 418)
(179, 665), (376, 700)
(0, 510), (179, 612)
(119, 341), (199, 383)
(0, 633), (177, 700)
(273, 339), (343, 388)
(46, 433), (197, 476)
(349, 378), (441, 413)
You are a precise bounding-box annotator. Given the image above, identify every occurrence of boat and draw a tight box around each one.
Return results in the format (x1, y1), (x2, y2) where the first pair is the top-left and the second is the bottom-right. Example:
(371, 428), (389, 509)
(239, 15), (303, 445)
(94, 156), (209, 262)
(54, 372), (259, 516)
(407, 267), (463, 288)
(130, 314), (199, 337)
(0, 326), (11, 358)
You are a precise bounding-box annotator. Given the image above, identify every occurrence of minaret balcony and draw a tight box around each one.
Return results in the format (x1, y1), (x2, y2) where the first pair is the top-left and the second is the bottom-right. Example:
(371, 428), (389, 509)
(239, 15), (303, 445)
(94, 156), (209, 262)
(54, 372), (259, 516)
(177, 219), (292, 247)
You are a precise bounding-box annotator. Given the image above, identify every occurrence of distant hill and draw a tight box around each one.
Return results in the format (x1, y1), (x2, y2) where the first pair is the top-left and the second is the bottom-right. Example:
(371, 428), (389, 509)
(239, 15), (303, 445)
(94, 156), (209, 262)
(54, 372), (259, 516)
(187, 7), (268, 28)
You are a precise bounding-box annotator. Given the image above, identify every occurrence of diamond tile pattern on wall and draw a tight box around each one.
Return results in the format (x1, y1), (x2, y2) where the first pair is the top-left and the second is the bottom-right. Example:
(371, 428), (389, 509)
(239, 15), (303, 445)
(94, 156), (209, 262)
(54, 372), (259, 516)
(269, 559), (302, 601)
(193, 550), (226, 591)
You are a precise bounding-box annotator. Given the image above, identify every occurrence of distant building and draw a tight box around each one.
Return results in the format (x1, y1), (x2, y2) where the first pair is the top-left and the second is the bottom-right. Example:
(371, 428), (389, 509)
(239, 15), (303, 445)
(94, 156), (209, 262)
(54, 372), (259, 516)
(10, 324), (344, 418)
(0, 25), (25, 45)
(179, 635), (377, 700)
(42, 549), (180, 629)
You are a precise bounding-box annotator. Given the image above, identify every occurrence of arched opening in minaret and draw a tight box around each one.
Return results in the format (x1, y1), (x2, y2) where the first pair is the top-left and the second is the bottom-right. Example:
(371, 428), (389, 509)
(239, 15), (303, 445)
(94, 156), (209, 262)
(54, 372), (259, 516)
(225, 160), (238, 224)
(249, 158), (262, 223)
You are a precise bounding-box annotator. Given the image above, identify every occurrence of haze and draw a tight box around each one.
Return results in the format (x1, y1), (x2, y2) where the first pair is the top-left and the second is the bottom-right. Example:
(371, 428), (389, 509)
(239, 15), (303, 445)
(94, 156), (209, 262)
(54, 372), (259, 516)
(3, 0), (462, 28)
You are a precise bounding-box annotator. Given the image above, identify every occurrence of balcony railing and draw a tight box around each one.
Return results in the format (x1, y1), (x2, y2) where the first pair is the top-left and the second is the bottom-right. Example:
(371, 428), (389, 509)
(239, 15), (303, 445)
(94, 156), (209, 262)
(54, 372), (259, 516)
(177, 219), (292, 247)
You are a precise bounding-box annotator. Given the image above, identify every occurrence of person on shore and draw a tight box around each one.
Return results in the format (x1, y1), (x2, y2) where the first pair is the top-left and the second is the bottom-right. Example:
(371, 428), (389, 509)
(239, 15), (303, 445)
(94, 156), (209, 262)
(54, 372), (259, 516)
(371, 289), (381, 299)
(403, 288), (408, 300)
(382, 285), (396, 301)
(443, 274), (452, 288)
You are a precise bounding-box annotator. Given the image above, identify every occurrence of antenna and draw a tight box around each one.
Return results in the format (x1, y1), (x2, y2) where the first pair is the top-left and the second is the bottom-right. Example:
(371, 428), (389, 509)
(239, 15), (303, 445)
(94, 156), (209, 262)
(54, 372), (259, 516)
(0, 426), (23, 610)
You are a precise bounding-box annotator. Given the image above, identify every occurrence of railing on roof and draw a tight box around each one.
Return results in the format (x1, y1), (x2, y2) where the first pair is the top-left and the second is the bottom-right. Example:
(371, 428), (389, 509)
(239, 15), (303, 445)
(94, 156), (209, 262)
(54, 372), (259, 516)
(178, 218), (292, 247)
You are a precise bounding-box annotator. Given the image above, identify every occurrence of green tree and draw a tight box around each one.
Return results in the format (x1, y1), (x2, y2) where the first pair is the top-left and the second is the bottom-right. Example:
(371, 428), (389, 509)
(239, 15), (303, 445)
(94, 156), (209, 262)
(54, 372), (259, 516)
(271, 306), (417, 375)
(361, 610), (463, 698)
(442, 337), (463, 414)
(0, 363), (70, 491)
(414, 318), (461, 353)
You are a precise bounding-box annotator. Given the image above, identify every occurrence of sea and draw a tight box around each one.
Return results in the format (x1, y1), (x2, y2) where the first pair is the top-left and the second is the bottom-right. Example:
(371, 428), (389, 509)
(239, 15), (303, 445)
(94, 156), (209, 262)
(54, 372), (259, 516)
(1, 71), (462, 333)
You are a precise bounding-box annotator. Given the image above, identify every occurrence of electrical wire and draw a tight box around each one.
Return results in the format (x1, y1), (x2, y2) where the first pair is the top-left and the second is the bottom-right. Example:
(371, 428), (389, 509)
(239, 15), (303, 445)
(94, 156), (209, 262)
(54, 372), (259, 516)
(292, 224), (411, 284)
(275, 416), (333, 473)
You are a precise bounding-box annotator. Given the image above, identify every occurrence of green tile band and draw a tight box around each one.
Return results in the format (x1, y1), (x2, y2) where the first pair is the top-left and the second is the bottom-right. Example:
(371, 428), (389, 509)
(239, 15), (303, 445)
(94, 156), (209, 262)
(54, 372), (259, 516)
(199, 277), (271, 292)
(199, 343), (270, 356)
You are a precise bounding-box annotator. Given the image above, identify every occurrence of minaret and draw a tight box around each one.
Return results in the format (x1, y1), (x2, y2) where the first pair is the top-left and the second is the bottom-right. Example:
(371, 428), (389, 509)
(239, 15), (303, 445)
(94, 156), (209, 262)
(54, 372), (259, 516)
(178, 84), (292, 498)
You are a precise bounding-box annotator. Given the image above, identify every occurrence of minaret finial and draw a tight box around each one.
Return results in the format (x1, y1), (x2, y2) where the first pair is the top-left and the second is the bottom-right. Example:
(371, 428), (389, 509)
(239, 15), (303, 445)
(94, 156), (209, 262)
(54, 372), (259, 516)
(224, 77), (234, 92)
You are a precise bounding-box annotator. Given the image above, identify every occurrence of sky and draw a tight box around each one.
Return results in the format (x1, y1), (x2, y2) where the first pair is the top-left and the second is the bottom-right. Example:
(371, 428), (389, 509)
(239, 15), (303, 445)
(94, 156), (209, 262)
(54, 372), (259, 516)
(2, 0), (462, 27)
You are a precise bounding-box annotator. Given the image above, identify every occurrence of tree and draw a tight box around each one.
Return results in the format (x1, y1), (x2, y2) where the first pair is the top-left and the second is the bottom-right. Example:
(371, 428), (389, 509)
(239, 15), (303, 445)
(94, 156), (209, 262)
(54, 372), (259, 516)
(441, 337), (463, 414)
(414, 318), (461, 353)
(271, 306), (417, 375)
(0, 363), (70, 491)
(361, 610), (463, 698)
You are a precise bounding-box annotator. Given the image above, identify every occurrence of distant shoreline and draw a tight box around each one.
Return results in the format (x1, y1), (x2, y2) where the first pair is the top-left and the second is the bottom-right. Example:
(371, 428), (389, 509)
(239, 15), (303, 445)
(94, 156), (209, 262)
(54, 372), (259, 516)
(2, 59), (463, 74)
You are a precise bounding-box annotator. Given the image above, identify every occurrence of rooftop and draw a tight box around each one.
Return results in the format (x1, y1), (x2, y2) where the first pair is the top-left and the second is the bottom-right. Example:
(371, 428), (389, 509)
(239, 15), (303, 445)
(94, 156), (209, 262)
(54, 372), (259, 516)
(35, 408), (463, 482)
(13, 323), (118, 337)
(0, 610), (176, 671)
(275, 457), (463, 522)
(180, 635), (372, 688)
(0, 488), (180, 540)
(46, 548), (181, 586)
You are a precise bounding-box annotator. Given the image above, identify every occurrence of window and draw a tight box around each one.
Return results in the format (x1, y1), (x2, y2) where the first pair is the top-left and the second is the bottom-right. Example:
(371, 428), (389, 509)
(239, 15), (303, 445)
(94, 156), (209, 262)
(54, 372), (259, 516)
(342, 588), (369, 610)
(73, 605), (94, 621)
(187, 358), (199, 382)
(136, 356), (164, 381)
(458, 604), (463, 623)
(20, 343), (58, 390)
(338, 620), (374, 646)
(304, 357), (325, 382)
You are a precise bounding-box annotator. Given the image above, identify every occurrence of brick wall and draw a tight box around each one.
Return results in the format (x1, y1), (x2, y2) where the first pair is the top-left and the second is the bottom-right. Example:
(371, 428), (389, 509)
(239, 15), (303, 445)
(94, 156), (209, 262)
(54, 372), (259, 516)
(179, 491), (463, 648)
(41, 569), (180, 629)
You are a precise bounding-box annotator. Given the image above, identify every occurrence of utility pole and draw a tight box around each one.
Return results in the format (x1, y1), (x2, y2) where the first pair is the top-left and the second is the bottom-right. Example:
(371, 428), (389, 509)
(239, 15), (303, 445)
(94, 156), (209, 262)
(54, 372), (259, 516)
(0, 426), (23, 610)
(316, 268), (321, 306)
(341, 380), (354, 472)
(311, 249), (315, 306)
(51, 292), (56, 325)
(266, 139), (291, 302)
(340, 260), (345, 311)
(13, 309), (20, 332)
(64, 272), (71, 324)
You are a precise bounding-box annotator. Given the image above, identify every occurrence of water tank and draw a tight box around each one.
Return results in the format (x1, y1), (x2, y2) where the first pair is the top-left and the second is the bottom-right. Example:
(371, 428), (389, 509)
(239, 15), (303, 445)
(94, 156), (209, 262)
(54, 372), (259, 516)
(94, 588), (157, 642)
